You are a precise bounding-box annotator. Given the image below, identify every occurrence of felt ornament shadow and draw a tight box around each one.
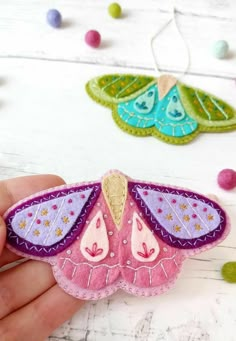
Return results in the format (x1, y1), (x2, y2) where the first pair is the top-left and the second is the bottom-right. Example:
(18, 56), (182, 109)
(4, 170), (230, 300)
(86, 74), (236, 145)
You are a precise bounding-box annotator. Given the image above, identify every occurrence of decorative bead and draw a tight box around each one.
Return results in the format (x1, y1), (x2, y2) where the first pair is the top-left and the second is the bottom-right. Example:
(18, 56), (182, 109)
(163, 247), (168, 252)
(85, 30), (101, 48)
(123, 239), (128, 245)
(212, 40), (229, 59)
(126, 260), (131, 265)
(47, 9), (62, 28)
(110, 252), (115, 257)
(66, 250), (72, 255)
(221, 262), (236, 283)
(108, 231), (113, 236)
(108, 3), (122, 19)
(217, 169), (236, 190)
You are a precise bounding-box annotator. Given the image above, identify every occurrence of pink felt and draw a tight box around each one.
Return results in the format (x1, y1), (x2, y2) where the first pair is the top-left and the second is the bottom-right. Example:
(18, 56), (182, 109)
(119, 194), (184, 288)
(56, 194), (120, 291)
(4, 170), (231, 300)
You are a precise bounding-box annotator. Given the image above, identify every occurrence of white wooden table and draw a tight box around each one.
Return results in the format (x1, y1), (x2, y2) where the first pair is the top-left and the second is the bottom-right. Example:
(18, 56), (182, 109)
(0, 1), (236, 340)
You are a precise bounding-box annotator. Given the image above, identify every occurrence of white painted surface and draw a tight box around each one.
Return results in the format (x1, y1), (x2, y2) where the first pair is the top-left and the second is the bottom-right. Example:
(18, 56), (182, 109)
(0, 1), (236, 340)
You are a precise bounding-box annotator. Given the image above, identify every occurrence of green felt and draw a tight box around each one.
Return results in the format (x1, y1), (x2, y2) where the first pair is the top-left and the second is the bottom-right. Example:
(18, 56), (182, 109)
(221, 262), (236, 283)
(97, 75), (155, 99)
(178, 83), (236, 127)
(86, 73), (236, 145)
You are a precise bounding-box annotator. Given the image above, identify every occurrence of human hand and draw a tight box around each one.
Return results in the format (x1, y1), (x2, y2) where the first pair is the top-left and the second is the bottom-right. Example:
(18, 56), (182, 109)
(0, 175), (84, 341)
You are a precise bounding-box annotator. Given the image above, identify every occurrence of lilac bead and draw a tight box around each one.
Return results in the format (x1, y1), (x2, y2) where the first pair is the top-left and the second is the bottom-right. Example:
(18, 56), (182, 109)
(217, 169), (236, 190)
(47, 9), (62, 28)
(85, 30), (101, 48)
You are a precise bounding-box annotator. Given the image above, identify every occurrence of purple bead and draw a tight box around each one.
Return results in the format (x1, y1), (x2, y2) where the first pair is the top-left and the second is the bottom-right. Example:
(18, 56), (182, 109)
(47, 9), (62, 28)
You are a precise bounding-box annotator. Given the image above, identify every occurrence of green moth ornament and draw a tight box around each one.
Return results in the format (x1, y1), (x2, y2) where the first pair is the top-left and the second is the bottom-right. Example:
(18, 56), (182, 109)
(86, 74), (236, 144)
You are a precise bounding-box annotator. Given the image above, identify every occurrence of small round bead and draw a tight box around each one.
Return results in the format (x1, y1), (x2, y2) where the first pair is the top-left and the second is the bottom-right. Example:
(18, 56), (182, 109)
(85, 30), (101, 48)
(217, 169), (236, 190)
(47, 9), (62, 28)
(108, 3), (122, 19)
(212, 40), (229, 59)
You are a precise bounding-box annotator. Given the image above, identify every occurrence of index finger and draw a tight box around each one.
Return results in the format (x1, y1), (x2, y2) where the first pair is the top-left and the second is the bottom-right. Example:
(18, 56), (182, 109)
(0, 174), (65, 215)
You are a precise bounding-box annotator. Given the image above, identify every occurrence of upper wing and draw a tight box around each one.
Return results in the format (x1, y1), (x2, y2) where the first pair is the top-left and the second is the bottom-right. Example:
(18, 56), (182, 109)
(4, 183), (101, 257)
(178, 82), (236, 131)
(128, 181), (228, 249)
(86, 74), (156, 107)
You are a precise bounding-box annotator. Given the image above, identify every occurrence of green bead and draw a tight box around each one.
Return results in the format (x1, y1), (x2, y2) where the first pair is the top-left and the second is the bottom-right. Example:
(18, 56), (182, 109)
(108, 2), (122, 19)
(212, 40), (229, 59)
(221, 262), (236, 283)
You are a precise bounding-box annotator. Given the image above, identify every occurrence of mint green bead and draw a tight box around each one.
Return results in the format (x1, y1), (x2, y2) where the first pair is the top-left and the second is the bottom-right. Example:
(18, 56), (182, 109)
(108, 3), (122, 19)
(212, 40), (229, 59)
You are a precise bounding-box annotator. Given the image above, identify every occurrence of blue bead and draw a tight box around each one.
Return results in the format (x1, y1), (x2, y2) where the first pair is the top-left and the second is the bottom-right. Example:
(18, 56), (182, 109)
(47, 9), (62, 28)
(212, 40), (229, 59)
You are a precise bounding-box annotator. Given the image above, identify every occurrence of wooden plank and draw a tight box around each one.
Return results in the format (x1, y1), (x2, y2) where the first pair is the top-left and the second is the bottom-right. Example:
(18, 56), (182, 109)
(0, 1), (235, 78)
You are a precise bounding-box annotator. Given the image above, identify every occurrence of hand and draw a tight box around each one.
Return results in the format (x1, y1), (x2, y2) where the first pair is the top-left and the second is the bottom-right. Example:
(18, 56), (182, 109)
(0, 175), (84, 341)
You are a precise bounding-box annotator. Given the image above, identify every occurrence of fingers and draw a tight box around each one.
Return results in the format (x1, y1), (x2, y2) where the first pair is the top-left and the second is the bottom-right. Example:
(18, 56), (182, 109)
(0, 260), (55, 319)
(0, 284), (84, 341)
(0, 174), (65, 215)
(0, 248), (22, 268)
(0, 217), (6, 255)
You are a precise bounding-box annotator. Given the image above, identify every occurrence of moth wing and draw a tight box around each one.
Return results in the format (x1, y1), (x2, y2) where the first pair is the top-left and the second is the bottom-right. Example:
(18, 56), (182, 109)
(86, 74), (155, 106)
(178, 82), (236, 130)
(129, 181), (229, 250)
(4, 182), (101, 258)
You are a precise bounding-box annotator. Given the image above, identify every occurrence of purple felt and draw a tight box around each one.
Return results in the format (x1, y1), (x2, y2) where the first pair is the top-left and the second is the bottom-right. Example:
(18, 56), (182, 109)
(129, 182), (226, 249)
(6, 184), (101, 257)
(11, 189), (93, 246)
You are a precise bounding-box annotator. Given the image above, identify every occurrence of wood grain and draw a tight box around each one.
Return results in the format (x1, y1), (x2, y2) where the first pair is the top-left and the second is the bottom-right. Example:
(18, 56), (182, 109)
(0, 1), (235, 340)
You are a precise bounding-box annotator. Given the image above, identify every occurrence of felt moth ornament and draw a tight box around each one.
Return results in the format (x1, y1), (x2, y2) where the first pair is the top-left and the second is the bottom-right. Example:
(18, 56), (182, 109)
(86, 74), (236, 144)
(4, 170), (230, 300)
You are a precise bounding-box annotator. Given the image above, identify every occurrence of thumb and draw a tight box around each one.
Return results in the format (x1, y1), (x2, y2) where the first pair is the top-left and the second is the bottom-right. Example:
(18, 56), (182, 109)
(0, 216), (6, 255)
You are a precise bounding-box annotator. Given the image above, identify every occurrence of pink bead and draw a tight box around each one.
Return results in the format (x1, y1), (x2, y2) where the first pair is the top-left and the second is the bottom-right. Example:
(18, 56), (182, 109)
(85, 30), (101, 48)
(217, 169), (236, 190)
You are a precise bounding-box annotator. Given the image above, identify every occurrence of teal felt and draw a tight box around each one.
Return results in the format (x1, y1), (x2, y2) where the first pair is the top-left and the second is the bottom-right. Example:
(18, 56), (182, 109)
(156, 86), (198, 137)
(117, 85), (157, 128)
(117, 85), (198, 137)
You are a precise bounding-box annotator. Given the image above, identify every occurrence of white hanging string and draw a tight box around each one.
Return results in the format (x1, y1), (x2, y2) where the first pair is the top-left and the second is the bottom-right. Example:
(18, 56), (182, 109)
(150, 4), (191, 80)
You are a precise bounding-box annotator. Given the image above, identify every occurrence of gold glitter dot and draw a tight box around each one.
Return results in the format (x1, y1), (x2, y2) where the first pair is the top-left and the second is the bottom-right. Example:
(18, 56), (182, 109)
(19, 220), (26, 229)
(183, 215), (190, 222)
(55, 228), (63, 237)
(207, 214), (214, 221)
(173, 225), (181, 232)
(62, 216), (70, 224)
(41, 209), (48, 216)
(44, 220), (50, 227)
(194, 224), (202, 231)
(165, 213), (173, 221)
(33, 229), (40, 236)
